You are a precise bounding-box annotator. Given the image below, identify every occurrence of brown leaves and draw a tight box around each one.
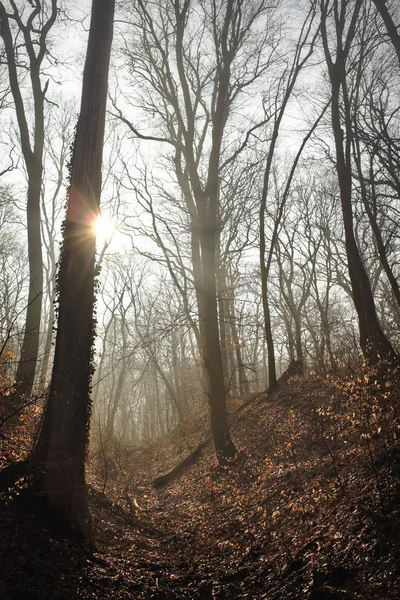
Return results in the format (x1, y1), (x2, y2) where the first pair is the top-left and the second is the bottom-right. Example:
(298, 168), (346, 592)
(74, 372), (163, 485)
(1, 369), (400, 598)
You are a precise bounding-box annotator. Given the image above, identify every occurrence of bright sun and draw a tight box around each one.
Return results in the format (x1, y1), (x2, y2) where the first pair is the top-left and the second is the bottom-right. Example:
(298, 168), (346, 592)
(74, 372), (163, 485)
(94, 214), (115, 248)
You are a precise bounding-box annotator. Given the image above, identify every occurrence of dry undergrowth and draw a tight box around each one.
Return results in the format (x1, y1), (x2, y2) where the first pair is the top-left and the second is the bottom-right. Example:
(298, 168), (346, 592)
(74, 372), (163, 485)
(1, 365), (400, 599)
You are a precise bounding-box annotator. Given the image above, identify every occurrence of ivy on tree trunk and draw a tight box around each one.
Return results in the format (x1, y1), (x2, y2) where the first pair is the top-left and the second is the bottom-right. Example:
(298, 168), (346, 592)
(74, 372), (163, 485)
(31, 0), (115, 540)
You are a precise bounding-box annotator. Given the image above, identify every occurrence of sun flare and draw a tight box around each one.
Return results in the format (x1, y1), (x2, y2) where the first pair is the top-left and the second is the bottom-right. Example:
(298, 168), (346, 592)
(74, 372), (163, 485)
(94, 214), (115, 248)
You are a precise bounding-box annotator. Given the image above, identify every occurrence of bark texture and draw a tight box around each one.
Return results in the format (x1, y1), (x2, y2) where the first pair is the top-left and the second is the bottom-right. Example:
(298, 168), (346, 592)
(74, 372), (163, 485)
(32, 0), (115, 539)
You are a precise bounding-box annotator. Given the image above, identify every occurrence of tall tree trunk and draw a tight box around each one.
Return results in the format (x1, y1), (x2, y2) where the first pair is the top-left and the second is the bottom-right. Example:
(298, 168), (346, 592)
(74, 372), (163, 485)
(14, 165), (43, 397)
(31, 0), (115, 539)
(195, 40), (237, 464)
(320, 0), (396, 365)
(260, 184), (278, 391)
(199, 215), (237, 464)
(0, 2), (58, 401)
(172, 1), (238, 465)
(258, 7), (319, 391)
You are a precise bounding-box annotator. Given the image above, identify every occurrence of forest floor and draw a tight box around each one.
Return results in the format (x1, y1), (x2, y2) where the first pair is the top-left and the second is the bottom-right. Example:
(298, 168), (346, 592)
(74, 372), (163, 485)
(1, 366), (400, 599)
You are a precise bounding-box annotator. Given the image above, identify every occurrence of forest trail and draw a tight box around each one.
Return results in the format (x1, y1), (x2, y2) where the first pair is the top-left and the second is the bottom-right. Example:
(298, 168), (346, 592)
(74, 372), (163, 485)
(1, 370), (400, 599)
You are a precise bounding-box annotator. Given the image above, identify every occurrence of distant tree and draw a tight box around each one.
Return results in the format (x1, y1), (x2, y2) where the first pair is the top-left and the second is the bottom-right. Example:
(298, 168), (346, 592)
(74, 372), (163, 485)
(30, 0), (115, 539)
(0, 186), (27, 366)
(275, 204), (318, 370)
(259, 6), (320, 390)
(307, 179), (341, 371)
(39, 102), (74, 391)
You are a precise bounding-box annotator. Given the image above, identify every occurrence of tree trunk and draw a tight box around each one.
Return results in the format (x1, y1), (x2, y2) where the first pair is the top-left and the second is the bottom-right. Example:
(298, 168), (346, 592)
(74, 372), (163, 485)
(0, 3), (55, 402)
(320, 0), (396, 365)
(38, 282), (56, 393)
(354, 147), (400, 310)
(372, 0), (400, 66)
(217, 264), (230, 393)
(227, 294), (250, 397)
(172, 2), (238, 465)
(331, 77), (395, 363)
(14, 164), (43, 398)
(199, 219), (237, 464)
(31, 0), (115, 539)
(260, 205), (278, 391)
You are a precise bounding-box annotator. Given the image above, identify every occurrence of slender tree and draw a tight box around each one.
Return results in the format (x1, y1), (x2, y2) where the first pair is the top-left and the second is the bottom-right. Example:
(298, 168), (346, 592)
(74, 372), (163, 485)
(259, 5), (319, 390)
(39, 103), (73, 391)
(0, 0), (57, 401)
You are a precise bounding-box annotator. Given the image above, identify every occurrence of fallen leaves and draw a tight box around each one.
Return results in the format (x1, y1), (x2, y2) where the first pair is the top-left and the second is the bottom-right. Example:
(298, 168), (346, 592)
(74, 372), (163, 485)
(1, 369), (400, 598)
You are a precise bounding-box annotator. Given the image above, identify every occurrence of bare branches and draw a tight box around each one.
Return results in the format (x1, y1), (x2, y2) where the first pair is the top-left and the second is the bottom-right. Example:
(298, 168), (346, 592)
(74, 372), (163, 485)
(108, 96), (178, 147)
(372, 0), (400, 66)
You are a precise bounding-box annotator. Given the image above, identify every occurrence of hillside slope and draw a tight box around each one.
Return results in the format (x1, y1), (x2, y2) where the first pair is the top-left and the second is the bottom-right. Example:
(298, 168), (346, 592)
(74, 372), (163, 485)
(1, 369), (400, 599)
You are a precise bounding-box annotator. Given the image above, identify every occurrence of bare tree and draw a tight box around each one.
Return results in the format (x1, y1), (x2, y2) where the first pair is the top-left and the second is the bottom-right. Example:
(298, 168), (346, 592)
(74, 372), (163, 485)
(350, 26), (400, 311)
(0, 0), (58, 400)
(113, 0), (281, 464)
(319, 0), (396, 364)
(0, 186), (28, 368)
(275, 198), (319, 370)
(39, 102), (74, 391)
(259, 6), (321, 390)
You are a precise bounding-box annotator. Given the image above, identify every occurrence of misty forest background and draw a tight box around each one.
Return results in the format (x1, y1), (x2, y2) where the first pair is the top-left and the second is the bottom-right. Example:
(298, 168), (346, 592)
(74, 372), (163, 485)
(1, 0), (400, 524)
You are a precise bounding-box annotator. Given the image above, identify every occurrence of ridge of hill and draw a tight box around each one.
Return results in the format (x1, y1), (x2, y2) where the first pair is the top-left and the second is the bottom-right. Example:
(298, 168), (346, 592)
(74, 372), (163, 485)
(1, 368), (400, 599)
